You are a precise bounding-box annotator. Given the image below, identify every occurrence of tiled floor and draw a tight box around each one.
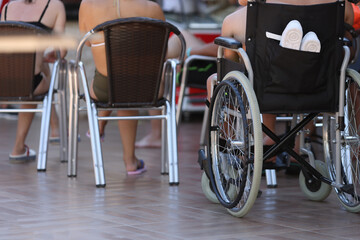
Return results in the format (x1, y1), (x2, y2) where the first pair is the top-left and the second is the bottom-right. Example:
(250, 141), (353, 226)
(0, 112), (359, 240)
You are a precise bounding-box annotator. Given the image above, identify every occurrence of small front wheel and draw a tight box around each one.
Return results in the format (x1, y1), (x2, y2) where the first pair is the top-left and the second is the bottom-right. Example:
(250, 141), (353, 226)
(201, 172), (219, 204)
(299, 160), (332, 201)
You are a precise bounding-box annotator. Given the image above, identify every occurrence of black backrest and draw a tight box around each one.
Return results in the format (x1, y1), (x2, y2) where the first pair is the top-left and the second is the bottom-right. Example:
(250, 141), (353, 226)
(0, 21), (46, 100)
(246, 1), (344, 113)
(93, 17), (181, 107)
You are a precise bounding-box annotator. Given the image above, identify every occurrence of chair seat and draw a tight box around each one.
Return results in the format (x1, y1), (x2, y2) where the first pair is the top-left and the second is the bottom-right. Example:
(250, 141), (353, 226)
(93, 97), (167, 108)
(0, 92), (47, 101)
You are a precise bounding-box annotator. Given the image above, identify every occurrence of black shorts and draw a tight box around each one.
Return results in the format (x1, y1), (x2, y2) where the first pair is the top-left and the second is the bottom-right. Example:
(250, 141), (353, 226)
(33, 73), (43, 91)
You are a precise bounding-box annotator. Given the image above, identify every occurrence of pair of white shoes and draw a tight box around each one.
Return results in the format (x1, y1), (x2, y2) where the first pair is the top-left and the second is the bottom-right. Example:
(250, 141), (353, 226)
(279, 20), (321, 53)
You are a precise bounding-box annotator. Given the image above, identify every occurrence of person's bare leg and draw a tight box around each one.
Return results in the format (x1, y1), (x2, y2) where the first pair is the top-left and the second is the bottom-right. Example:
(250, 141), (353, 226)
(135, 110), (161, 148)
(135, 29), (195, 149)
(11, 106), (36, 156)
(263, 114), (276, 145)
(50, 105), (60, 138)
(86, 110), (110, 139)
(116, 110), (142, 172)
(262, 114), (277, 163)
(88, 80), (109, 138)
(11, 72), (50, 155)
(98, 112), (109, 137)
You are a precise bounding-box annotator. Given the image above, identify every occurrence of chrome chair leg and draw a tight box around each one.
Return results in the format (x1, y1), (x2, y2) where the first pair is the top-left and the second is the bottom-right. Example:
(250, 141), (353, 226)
(170, 100), (179, 185)
(88, 104), (106, 187)
(165, 102), (174, 184)
(58, 59), (68, 163)
(37, 95), (50, 171)
(161, 107), (168, 175)
(176, 67), (187, 127)
(68, 61), (78, 177)
(37, 61), (59, 171)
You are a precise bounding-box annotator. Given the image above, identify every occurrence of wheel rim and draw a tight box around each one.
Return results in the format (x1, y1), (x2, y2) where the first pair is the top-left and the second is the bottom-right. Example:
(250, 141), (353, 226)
(209, 80), (249, 208)
(323, 72), (360, 210)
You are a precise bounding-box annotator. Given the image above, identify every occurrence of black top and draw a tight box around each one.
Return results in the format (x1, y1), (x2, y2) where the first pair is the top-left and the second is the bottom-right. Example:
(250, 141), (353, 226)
(4, 0), (52, 32)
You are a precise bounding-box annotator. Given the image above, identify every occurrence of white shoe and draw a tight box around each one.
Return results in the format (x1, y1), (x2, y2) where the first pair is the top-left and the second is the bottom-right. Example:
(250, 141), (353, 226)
(300, 31), (321, 53)
(280, 20), (303, 50)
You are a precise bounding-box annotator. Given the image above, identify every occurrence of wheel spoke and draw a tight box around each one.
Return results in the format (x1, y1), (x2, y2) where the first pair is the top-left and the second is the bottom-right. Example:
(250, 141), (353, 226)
(207, 74), (262, 218)
(323, 71), (360, 212)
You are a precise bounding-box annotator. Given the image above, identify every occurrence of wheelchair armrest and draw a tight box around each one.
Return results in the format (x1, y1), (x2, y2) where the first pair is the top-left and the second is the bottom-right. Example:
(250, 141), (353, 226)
(214, 37), (242, 49)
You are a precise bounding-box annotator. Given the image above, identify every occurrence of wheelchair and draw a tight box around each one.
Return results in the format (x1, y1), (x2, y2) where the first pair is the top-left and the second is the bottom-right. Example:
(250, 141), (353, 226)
(198, 0), (360, 217)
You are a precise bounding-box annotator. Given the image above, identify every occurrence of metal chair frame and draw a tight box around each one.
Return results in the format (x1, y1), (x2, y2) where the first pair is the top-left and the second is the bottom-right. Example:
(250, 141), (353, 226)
(68, 17), (185, 187)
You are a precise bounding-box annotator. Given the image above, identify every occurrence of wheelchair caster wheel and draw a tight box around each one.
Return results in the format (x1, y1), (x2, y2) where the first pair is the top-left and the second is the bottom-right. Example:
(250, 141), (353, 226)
(201, 172), (219, 204)
(299, 160), (331, 201)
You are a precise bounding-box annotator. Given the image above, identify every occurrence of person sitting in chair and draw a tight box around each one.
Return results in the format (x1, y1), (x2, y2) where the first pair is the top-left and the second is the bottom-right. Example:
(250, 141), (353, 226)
(206, 0), (354, 164)
(1, 0), (67, 162)
(78, 0), (167, 174)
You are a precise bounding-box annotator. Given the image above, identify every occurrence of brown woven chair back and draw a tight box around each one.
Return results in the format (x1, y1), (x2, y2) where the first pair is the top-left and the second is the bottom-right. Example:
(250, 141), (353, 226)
(0, 22), (45, 100)
(93, 18), (180, 107)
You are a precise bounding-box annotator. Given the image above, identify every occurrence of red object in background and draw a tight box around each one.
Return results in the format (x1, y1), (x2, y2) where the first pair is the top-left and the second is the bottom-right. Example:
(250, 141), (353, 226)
(193, 33), (219, 44)
(353, 3), (360, 30)
(0, 0), (9, 12)
(169, 32), (220, 44)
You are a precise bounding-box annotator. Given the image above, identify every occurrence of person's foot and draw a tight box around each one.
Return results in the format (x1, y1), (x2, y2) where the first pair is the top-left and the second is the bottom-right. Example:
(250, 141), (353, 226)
(50, 134), (81, 144)
(135, 134), (161, 148)
(86, 130), (105, 142)
(127, 159), (147, 175)
(9, 145), (36, 162)
(49, 136), (60, 144)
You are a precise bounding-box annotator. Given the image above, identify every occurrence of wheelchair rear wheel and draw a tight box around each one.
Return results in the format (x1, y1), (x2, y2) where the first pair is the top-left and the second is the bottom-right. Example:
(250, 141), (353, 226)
(207, 71), (262, 217)
(323, 68), (360, 213)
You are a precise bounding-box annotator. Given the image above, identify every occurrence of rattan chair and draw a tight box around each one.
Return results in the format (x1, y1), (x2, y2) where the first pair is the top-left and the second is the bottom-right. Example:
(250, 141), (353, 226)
(68, 17), (185, 187)
(0, 21), (68, 170)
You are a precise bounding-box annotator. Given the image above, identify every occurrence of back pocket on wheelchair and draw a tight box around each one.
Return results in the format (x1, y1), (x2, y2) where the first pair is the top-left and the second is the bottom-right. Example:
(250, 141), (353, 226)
(264, 40), (324, 94)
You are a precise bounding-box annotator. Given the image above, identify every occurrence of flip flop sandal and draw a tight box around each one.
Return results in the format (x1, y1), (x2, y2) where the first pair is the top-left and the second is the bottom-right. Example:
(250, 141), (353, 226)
(9, 145), (36, 162)
(127, 159), (147, 175)
(49, 137), (60, 144)
(50, 134), (81, 145)
(86, 130), (105, 142)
